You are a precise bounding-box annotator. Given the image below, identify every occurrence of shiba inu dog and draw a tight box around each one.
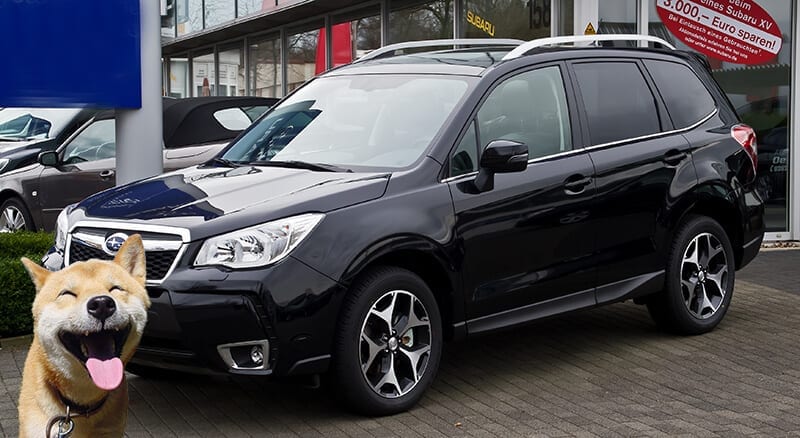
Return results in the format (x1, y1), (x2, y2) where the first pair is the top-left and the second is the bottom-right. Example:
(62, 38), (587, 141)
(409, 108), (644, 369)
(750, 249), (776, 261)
(18, 235), (150, 438)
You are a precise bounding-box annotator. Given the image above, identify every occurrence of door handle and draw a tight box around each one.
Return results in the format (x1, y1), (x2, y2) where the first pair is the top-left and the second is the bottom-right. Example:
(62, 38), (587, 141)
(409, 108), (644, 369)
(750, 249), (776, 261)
(99, 170), (115, 179)
(663, 150), (688, 166)
(564, 175), (592, 194)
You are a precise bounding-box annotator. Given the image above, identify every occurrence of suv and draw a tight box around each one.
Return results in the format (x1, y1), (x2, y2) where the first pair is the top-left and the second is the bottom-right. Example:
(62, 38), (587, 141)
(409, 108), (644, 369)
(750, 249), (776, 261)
(46, 35), (764, 415)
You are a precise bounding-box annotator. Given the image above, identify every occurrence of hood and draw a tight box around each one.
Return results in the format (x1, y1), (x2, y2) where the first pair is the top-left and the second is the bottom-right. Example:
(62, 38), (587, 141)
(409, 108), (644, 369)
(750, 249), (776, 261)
(76, 165), (390, 241)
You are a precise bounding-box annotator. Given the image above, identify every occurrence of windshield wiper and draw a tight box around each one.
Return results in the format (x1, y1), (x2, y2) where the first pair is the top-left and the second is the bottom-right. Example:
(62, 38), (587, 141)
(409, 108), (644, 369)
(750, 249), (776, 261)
(0, 136), (24, 142)
(250, 160), (352, 173)
(206, 157), (244, 167)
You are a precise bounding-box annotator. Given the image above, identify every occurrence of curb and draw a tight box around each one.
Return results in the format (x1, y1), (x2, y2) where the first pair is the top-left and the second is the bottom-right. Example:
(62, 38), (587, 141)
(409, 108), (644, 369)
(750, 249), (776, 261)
(0, 334), (32, 348)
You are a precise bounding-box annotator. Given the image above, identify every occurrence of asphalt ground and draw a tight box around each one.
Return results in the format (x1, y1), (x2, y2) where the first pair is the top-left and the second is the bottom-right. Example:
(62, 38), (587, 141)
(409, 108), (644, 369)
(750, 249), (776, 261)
(1, 249), (799, 437)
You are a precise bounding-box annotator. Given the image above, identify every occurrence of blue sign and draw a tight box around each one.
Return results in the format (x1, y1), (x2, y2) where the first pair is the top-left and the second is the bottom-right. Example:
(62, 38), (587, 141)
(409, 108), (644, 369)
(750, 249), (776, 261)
(0, 0), (141, 108)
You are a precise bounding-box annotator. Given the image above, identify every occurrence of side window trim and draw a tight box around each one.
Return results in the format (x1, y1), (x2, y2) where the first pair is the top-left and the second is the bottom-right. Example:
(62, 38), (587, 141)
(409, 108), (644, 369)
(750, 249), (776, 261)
(583, 108), (718, 152)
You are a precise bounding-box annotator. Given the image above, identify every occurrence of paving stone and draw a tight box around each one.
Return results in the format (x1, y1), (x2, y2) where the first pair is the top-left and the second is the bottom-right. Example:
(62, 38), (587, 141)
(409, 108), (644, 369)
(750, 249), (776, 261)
(2, 250), (800, 436)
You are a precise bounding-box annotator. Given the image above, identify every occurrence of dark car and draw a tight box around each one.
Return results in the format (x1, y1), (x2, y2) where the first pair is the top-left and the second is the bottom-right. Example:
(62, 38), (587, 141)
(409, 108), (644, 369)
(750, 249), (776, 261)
(0, 107), (97, 174)
(0, 96), (276, 232)
(46, 36), (764, 415)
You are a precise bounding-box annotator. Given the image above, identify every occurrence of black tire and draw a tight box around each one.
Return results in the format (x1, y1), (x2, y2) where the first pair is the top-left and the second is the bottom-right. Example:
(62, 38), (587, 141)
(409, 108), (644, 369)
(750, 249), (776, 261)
(333, 266), (442, 416)
(647, 216), (735, 335)
(0, 198), (34, 232)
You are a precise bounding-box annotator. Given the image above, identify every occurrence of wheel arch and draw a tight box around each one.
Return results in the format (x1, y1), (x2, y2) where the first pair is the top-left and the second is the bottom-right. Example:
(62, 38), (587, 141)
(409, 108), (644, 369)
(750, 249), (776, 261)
(340, 235), (464, 341)
(670, 183), (744, 268)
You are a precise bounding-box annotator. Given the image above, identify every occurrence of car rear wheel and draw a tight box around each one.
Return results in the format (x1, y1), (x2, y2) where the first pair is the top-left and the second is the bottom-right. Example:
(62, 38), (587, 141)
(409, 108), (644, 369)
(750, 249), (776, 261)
(647, 216), (735, 335)
(0, 198), (33, 232)
(333, 266), (442, 415)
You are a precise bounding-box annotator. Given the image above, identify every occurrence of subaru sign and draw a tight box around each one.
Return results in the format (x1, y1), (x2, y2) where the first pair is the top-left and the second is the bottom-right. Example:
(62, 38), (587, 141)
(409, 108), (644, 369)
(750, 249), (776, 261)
(0, 0), (141, 108)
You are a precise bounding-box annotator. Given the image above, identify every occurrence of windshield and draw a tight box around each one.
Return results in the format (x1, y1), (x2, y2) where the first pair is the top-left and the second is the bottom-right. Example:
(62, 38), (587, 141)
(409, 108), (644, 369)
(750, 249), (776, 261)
(0, 108), (79, 140)
(220, 74), (473, 170)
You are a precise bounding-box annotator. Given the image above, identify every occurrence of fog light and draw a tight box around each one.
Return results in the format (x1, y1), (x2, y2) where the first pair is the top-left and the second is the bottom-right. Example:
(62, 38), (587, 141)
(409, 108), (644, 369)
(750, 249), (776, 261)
(250, 345), (264, 365)
(217, 339), (270, 371)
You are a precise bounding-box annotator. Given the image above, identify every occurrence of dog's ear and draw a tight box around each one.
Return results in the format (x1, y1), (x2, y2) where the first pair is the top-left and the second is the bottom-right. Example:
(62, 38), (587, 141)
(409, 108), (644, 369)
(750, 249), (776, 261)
(21, 257), (51, 292)
(114, 234), (146, 286)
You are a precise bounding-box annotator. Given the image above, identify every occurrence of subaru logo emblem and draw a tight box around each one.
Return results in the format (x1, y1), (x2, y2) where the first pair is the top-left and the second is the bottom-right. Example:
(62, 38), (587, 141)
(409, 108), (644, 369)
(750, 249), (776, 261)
(104, 232), (129, 255)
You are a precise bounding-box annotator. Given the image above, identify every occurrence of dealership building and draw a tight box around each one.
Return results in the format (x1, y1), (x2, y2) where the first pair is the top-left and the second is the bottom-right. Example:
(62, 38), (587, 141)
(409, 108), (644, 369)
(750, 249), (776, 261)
(159, 0), (797, 242)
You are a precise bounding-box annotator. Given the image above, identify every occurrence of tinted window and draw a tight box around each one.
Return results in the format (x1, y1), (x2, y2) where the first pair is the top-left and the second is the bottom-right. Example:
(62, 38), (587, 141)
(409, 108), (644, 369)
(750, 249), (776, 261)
(645, 60), (716, 129)
(573, 62), (661, 145)
(476, 66), (572, 159)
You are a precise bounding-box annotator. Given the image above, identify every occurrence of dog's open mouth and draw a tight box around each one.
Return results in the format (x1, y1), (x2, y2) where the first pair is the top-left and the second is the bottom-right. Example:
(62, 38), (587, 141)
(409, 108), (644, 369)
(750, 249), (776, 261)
(59, 325), (131, 391)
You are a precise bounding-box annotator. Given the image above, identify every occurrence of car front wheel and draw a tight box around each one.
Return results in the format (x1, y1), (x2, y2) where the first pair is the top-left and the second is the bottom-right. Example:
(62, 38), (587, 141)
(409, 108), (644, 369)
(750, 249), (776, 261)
(333, 266), (442, 415)
(0, 198), (33, 232)
(647, 216), (735, 335)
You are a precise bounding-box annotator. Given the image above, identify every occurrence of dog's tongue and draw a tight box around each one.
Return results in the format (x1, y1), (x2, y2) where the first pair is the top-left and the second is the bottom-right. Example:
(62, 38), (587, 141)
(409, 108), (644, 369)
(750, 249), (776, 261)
(83, 332), (123, 390)
(86, 357), (124, 390)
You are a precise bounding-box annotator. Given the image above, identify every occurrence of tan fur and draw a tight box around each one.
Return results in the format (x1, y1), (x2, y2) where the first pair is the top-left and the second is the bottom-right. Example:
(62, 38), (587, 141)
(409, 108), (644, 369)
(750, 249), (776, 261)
(18, 235), (150, 438)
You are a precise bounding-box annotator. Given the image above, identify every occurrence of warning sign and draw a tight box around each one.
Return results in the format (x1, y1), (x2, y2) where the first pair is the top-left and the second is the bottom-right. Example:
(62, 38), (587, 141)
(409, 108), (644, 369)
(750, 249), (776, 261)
(584, 22), (596, 35)
(656, 0), (782, 65)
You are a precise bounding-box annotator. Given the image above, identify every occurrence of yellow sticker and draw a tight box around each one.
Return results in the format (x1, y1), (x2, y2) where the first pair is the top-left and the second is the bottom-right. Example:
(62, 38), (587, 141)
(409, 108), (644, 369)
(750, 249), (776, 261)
(584, 22), (596, 35)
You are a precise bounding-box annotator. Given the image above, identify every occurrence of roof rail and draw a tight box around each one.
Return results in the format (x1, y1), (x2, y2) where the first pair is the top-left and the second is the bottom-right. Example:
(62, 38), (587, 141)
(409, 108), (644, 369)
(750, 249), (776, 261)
(502, 34), (676, 60)
(355, 38), (525, 63)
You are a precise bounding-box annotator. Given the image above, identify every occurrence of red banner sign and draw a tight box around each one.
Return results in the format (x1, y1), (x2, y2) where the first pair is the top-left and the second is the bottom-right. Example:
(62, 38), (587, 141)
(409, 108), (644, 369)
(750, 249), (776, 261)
(656, 0), (782, 65)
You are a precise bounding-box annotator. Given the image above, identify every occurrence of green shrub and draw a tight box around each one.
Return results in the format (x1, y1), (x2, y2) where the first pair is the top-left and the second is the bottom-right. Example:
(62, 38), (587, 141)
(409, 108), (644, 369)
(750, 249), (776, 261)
(0, 232), (55, 338)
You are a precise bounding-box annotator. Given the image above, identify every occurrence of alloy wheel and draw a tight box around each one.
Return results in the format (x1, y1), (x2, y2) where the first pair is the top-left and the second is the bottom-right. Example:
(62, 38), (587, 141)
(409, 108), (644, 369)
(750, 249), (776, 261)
(359, 290), (432, 398)
(680, 232), (729, 319)
(0, 205), (26, 232)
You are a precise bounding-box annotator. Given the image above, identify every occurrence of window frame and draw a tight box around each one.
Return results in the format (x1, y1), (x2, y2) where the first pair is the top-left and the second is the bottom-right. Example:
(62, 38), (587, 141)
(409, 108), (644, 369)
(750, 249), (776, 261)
(445, 61), (582, 180)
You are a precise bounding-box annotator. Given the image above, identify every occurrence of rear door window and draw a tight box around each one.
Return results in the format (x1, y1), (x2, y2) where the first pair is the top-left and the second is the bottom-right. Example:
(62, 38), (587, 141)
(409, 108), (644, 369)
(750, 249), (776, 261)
(572, 61), (661, 145)
(644, 60), (717, 129)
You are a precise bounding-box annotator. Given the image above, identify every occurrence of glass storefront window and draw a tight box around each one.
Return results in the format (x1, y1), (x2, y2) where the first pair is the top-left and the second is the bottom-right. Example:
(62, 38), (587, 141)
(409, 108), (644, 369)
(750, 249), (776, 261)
(333, 7), (381, 65)
(287, 27), (322, 92)
(650, 1), (792, 232)
(461, 0), (550, 40)
(206, 0), (235, 28)
(169, 56), (191, 98)
(389, 1), (454, 43)
(177, 0), (203, 36)
(193, 50), (216, 97)
(238, 0), (263, 17)
(249, 36), (283, 98)
(161, 0), (176, 40)
(219, 44), (245, 96)
(597, 0), (636, 46)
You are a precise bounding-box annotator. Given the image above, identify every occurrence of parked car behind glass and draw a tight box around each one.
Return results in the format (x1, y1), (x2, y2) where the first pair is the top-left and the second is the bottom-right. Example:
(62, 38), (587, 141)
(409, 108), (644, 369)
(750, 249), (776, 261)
(0, 96), (276, 232)
(0, 107), (97, 174)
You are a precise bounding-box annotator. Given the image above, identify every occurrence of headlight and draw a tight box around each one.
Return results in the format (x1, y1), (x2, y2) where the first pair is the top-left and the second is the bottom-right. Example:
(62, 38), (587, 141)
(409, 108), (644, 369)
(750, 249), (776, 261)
(54, 205), (75, 251)
(194, 213), (324, 268)
(0, 159), (9, 173)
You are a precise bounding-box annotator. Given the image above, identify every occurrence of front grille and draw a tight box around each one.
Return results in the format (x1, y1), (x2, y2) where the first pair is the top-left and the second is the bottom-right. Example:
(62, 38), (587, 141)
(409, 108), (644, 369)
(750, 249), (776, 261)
(68, 238), (181, 282)
(69, 240), (178, 280)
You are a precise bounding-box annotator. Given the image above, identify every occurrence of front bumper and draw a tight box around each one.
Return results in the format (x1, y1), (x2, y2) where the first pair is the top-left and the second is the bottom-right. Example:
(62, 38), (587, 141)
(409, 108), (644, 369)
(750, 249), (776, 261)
(131, 255), (346, 377)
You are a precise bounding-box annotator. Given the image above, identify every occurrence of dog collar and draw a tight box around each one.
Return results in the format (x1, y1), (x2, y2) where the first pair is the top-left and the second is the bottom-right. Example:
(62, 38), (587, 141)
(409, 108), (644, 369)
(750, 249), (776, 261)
(47, 383), (109, 418)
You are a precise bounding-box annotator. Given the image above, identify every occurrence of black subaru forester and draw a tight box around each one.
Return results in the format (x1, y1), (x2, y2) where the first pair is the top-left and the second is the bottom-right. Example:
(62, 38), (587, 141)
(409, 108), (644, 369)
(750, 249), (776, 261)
(45, 35), (764, 415)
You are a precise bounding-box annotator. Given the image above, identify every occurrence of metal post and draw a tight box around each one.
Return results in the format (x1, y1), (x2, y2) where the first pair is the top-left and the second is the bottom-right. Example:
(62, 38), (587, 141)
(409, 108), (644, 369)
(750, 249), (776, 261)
(116, 0), (164, 186)
(790, 0), (799, 241)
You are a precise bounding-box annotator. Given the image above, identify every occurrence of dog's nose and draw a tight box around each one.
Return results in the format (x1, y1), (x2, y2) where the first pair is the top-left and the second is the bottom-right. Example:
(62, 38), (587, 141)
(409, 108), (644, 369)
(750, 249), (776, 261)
(86, 295), (116, 322)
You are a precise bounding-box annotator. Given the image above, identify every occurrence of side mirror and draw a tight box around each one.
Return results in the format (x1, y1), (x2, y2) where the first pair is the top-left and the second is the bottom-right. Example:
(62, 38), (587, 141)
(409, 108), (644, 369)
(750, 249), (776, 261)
(480, 139), (529, 172)
(38, 150), (59, 167)
(472, 140), (528, 193)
